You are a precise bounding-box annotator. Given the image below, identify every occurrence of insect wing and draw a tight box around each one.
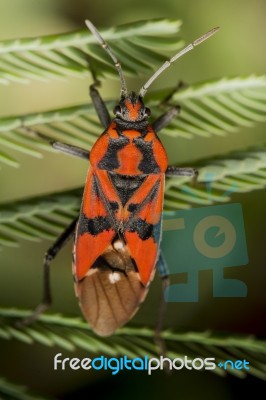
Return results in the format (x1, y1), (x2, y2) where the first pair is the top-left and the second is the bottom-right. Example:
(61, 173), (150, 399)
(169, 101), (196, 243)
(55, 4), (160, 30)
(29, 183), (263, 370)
(73, 169), (118, 280)
(75, 255), (149, 336)
(125, 174), (165, 286)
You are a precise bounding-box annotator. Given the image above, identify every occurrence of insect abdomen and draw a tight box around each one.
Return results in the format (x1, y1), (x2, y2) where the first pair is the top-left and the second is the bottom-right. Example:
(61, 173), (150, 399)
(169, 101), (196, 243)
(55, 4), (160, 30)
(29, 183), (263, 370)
(74, 240), (150, 336)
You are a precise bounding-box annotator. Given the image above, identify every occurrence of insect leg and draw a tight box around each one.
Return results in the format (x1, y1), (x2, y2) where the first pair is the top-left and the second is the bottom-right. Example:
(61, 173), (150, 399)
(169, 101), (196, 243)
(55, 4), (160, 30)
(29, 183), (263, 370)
(155, 252), (170, 356)
(21, 126), (89, 160)
(152, 87), (198, 180)
(52, 142), (89, 160)
(165, 166), (198, 178)
(89, 80), (111, 129)
(152, 106), (180, 133)
(19, 217), (78, 326)
(152, 81), (192, 133)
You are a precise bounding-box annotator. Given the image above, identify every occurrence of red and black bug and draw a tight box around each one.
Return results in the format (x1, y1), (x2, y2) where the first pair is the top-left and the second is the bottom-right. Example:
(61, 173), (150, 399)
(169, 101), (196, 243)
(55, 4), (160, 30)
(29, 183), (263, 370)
(22, 21), (219, 336)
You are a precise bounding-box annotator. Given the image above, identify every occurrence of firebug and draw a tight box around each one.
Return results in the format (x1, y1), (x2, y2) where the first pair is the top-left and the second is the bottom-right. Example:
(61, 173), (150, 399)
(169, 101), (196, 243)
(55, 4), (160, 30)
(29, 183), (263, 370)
(21, 21), (219, 339)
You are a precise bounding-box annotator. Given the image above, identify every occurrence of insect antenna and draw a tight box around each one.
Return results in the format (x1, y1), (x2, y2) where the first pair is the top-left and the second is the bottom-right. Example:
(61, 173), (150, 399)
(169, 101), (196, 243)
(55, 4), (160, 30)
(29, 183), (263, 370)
(85, 20), (128, 98)
(139, 26), (220, 98)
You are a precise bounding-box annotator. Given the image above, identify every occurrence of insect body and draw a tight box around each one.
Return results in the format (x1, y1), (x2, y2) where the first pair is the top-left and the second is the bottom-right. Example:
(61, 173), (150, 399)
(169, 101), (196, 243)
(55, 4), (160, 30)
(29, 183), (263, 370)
(72, 21), (219, 336)
(73, 93), (168, 335)
(22, 21), (219, 337)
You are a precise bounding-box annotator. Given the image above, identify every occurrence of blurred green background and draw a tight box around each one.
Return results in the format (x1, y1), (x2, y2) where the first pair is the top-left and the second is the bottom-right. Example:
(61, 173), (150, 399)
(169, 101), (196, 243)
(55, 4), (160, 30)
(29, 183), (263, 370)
(0, 0), (265, 399)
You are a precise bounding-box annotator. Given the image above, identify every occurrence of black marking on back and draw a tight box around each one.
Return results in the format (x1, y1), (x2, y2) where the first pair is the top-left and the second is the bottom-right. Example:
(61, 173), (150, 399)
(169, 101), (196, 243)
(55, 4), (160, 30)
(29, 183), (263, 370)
(109, 201), (119, 211)
(133, 137), (160, 174)
(98, 135), (129, 170)
(78, 213), (113, 236)
(127, 218), (162, 242)
(125, 179), (162, 241)
(108, 172), (146, 206)
(126, 178), (160, 217)
(128, 218), (154, 240)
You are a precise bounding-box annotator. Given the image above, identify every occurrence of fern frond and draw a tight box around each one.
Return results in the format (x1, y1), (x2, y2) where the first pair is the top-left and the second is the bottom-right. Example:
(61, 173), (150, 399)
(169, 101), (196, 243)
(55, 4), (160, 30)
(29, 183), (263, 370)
(0, 76), (265, 168)
(0, 376), (50, 400)
(151, 75), (266, 138)
(0, 308), (265, 379)
(0, 19), (183, 85)
(1, 143), (265, 246)
(0, 103), (101, 163)
(0, 189), (81, 246)
(164, 146), (266, 209)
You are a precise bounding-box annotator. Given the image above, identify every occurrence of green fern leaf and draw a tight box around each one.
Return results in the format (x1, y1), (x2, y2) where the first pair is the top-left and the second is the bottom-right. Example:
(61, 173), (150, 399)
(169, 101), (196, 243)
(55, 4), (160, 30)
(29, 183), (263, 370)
(0, 308), (265, 380)
(0, 376), (50, 400)
(0, 19), (183, 85)
(150, 75), (266, 138)
(0, 76), (266, 168)
(164, 146), (266, 209)
(0, 189), (81, 246)
(1, 141), (266, 246)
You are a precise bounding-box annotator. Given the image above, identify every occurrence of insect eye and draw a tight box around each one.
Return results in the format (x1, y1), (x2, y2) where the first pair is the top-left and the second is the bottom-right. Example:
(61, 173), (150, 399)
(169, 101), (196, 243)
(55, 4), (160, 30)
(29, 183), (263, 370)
(145, 107), (151, 117)
(114, 105), (122, 115)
